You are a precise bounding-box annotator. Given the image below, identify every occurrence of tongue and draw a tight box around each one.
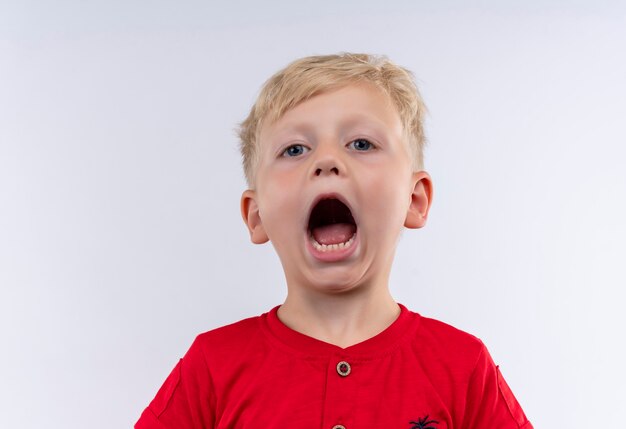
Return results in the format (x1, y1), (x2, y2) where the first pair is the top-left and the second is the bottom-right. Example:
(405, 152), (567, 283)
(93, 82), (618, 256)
(311, 223), (356, 245)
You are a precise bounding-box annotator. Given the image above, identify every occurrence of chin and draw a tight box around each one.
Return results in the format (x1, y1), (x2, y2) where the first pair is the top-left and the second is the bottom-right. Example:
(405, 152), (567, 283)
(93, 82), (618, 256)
(304, 268), (367, 295)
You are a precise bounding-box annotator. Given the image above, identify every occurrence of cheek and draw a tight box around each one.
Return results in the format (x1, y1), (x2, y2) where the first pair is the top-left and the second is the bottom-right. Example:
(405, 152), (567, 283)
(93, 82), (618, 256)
(362, 172), (411, 226)
(257, 178), (301, 231)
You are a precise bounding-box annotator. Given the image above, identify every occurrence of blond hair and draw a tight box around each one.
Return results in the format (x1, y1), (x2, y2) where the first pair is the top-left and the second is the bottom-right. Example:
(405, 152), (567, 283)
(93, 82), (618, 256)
(237, 52), (427, 187)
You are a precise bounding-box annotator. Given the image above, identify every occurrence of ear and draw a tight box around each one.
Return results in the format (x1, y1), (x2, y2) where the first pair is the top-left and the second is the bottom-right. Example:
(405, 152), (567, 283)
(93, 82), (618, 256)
(241, 190), (269, 244)
(404, 171), (433, 229)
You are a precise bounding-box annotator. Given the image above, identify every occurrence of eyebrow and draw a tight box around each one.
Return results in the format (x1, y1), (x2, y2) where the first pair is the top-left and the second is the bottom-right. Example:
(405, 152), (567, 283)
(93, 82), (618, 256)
(272, 114), (390, 140)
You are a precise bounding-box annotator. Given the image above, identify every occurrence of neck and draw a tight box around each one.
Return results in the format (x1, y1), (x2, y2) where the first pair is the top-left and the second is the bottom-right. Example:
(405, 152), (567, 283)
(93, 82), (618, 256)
(277, 283), (400, 348)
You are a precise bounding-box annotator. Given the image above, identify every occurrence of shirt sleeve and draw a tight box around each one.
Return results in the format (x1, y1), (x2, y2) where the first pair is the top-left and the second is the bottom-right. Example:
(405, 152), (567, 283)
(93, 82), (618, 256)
(462, 343), (533, 429)
(135, 336), (215, 429)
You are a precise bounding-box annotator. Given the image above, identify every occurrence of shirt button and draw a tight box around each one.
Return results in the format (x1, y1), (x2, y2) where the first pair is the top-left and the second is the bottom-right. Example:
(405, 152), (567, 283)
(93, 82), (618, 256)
(332, 426), (346, 429)
(336, 361), (351, 377)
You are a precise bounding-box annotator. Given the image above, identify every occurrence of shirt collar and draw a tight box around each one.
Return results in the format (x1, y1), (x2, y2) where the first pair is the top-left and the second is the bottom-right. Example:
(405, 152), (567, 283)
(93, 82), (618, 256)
(260, 303), (421, 359)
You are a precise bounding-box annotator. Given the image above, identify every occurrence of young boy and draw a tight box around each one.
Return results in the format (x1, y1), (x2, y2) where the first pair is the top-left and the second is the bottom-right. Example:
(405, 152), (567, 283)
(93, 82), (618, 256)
(135, 53), (533, 429)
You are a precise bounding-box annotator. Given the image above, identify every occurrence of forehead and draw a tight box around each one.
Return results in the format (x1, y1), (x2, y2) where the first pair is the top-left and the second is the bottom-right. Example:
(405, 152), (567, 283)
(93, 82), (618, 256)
(259, 83), (404, 144)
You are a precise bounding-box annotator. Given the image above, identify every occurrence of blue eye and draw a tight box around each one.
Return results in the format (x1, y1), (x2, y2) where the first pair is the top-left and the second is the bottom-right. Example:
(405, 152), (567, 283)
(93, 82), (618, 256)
(350, 138), (374, 151)
(282, 144), (309, 157)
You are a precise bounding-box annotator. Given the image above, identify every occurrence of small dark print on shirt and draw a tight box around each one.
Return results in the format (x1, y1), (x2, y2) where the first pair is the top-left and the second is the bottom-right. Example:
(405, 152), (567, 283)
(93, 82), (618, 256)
(409, 415), (439, 429)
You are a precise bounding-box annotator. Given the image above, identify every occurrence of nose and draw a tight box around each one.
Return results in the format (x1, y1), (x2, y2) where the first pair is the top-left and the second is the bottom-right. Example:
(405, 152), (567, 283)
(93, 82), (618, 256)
(311, 143), (345, 178)
(315, 164), (339, 176)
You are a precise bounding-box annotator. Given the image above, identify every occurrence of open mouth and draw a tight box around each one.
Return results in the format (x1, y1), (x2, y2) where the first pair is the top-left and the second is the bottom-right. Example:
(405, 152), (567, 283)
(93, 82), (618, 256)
(307, 197), (357, 252)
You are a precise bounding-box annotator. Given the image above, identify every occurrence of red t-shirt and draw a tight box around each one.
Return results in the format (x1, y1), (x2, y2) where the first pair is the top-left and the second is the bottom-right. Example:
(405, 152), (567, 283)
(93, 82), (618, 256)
(136, 304), (532, 429)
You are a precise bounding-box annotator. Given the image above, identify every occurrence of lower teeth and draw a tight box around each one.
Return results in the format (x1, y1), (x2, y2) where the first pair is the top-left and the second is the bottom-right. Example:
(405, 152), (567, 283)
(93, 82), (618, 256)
(310, 234), (355, 252)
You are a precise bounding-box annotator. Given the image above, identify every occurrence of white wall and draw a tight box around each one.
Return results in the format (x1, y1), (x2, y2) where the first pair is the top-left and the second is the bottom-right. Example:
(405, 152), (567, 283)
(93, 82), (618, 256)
(1, 1), (625, 428)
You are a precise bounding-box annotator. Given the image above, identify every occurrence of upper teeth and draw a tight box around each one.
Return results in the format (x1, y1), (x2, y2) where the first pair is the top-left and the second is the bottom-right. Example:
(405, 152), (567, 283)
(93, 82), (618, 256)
(310, 234), (356, 252)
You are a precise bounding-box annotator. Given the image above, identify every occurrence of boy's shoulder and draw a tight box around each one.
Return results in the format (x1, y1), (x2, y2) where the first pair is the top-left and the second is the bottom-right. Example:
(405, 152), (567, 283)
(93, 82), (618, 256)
(408, 309), (489, 374)
(416, 312), (485, 351)
(191, 312), (265, 352)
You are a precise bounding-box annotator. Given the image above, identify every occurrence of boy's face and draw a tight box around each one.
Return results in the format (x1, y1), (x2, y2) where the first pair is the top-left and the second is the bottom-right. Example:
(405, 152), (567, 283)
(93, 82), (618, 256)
(241, 83), (432, 295)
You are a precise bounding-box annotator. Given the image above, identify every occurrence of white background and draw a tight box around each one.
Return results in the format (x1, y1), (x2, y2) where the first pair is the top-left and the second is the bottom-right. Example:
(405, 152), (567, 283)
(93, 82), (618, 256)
(1, 1), (625, 428)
